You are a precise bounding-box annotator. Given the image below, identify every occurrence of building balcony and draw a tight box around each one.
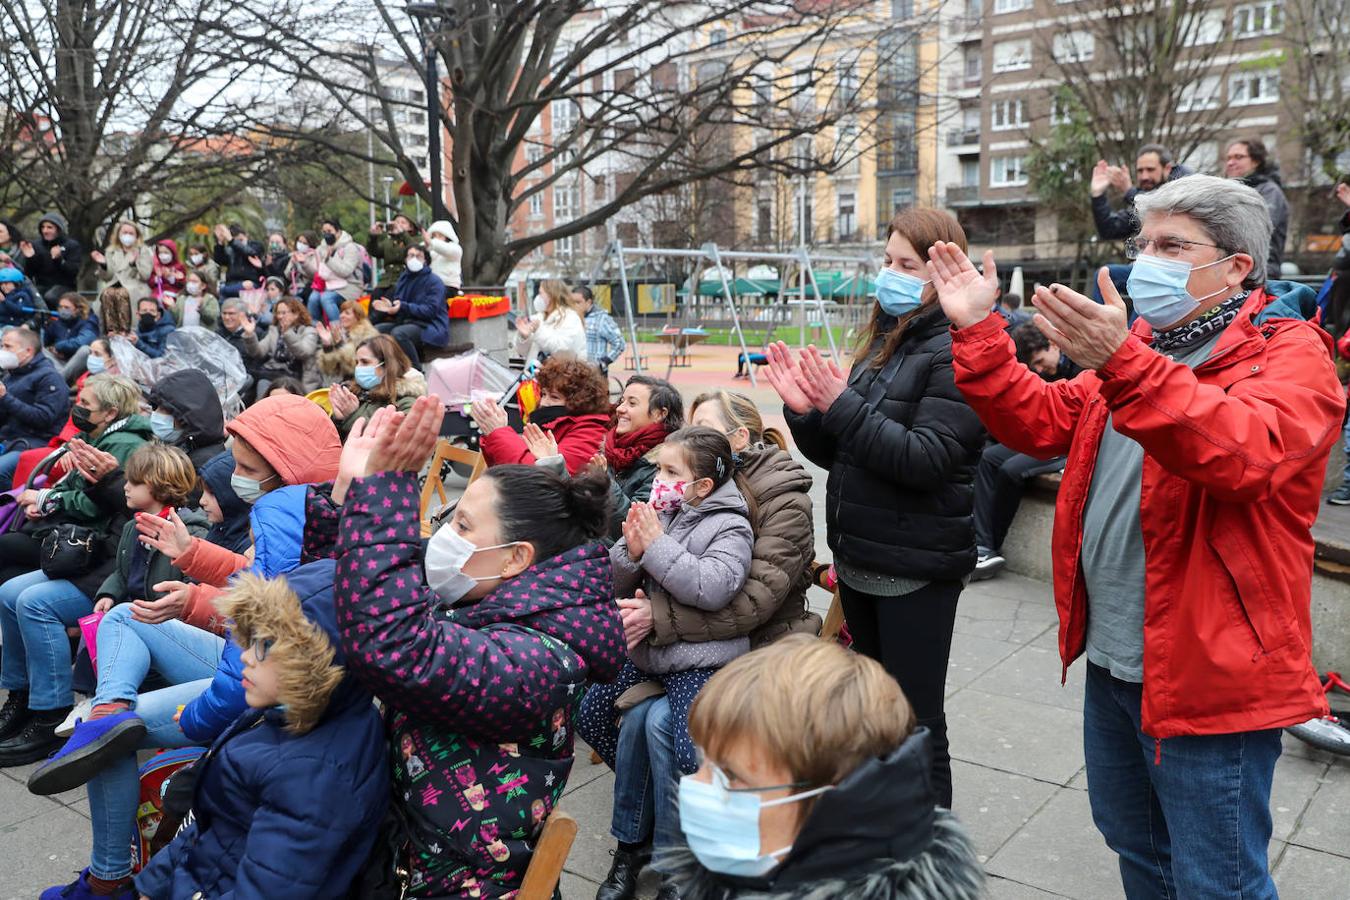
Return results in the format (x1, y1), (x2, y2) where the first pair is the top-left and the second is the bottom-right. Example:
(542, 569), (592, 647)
(945, 15), (983, 40)
(946, 73), (982, 93)
(945, 184), (981, 205)
(946, 128), (981, 147)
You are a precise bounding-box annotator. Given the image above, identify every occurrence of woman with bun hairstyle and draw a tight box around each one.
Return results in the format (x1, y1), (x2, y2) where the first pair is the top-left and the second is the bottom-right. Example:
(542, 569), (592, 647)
(303, 398), (626, 898)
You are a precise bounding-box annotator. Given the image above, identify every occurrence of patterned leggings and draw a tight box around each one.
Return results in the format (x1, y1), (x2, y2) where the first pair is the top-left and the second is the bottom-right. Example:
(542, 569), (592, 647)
(577, 660), (716, 775)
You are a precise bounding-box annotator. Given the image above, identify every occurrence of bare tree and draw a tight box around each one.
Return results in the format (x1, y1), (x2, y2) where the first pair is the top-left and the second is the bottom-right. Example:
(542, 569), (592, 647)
(0, 0), (311, 270)
(1279, 0), (1350, 182)
(1029, 1), (1248, 165)
(210, 1), (926, 285)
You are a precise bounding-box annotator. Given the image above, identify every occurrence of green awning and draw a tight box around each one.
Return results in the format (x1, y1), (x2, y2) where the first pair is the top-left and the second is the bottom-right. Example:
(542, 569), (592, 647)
(677, 278), (781, 297)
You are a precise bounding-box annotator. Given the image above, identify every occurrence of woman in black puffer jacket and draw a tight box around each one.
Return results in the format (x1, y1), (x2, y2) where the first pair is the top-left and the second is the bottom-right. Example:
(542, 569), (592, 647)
(765, 207), (985, 808)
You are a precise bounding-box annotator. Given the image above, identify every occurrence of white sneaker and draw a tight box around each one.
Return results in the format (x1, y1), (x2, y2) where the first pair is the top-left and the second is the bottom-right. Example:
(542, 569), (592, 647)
(972, 551), (1006, 582)
(55, 698), (94, 738)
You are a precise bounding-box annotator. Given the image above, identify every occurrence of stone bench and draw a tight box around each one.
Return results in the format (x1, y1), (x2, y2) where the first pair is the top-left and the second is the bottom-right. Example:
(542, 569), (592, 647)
(1000, 447), (1350, 674)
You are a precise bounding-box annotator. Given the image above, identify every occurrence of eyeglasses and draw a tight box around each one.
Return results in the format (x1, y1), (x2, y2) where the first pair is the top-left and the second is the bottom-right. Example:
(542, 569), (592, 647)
(249, 637), (274, 662)
(1125, 236), (1228, 260)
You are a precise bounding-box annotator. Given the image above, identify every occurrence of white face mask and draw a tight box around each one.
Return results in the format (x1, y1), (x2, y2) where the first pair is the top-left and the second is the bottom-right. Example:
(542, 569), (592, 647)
(424, 528), (520, 603)
(405, 257), (425, 273)
(158, 251), (173, 264)
(0, 349), (20, 370)
(189, 253), (204, 265)
(186, 282), (202, 296)
(295, 241), (309, 252)
(119, 233), (136, 247)
(533, 295), (549, 314)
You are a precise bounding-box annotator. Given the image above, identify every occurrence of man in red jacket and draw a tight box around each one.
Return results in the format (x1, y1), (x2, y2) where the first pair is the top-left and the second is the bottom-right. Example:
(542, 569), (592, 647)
(928, 174), (1344, 899)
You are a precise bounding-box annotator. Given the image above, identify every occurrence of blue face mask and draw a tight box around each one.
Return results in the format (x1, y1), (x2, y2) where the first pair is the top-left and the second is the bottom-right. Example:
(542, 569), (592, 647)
(230, 472), (279, 505)
(150, 412), (182, 444)
(875, 267), (928, 317)
(354, 364), (381, 390)
(58, 309), (75, 321)
(85, 354), (106, 375)
(1126, 253), (1235, 329)
(678, 765), (832, 879)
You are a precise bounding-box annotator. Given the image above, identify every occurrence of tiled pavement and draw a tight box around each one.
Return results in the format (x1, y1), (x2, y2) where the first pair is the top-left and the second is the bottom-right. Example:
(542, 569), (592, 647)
(3, 343), (1349, 898)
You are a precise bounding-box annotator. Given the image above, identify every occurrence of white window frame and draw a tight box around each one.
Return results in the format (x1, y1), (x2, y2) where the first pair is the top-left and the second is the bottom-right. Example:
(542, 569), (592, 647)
(990, 155), (1028, 187)
(992, 40), (1032, 73)
(1052, 31), (1095, 64)
(524, 145), (546, 167)
(1233, 2), (1282, 37)
(554, 234), (574, 259)
(991, 98), (1025, 131)
(1177, 75), (1222, 112)
(1050, 95), (1074, 125)
(993, 0), (1033, 14)
(1183, 9), (1225, 46)
(835, 191), (856, 239)
(959, 158), (981, 187)
(1229, 71), (1280, 106)
(527, 192), (543, 217)
(553, 183), (579, 222)
(551, 99), (577, 134)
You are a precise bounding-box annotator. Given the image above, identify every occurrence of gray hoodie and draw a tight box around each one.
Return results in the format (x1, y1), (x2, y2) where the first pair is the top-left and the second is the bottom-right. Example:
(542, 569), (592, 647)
(613, 477), (754, 674)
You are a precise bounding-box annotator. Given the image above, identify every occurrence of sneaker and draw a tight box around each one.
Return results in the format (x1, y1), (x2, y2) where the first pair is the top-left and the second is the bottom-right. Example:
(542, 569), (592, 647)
(56, 698), (95, 738)
(1328, 485), (1350, 505)
(40, 869), (135, 900)
(28, 710), (146, 795)
(971, 550), (1006, 582)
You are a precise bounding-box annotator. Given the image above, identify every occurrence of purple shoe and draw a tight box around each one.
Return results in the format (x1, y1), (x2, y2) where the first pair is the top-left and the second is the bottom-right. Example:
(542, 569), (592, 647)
(27, 710), (146, 796)
(40, 869), (134, 900)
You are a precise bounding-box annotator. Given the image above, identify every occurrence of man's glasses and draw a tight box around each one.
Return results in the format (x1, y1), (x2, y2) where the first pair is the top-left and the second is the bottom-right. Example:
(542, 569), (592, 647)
(1125, 236), (1227, 259)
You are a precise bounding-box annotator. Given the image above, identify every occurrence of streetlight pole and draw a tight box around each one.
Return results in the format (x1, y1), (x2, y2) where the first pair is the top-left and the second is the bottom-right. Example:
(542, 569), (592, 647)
(382, 176), (395, 221)
(407, 3), (451, 223)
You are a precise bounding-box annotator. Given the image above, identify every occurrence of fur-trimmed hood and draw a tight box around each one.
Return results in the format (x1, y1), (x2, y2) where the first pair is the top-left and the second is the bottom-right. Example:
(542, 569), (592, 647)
(660, 728), (985, 900)
(217, 563), (366, 735)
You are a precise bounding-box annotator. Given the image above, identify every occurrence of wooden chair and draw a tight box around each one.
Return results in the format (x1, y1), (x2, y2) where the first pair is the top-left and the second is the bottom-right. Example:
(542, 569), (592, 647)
(517, 810), (579, 900)
(419, 439), (486, 537)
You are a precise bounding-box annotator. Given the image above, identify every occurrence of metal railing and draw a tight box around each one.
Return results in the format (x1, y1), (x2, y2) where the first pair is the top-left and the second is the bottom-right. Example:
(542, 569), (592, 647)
(947, 128), (981, 147)
(945, 185), (980, 204)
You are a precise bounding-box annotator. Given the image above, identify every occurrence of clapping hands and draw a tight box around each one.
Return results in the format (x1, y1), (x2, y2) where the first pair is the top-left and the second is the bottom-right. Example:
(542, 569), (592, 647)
(622, 502), (663, 559)
(763, 342), (847, 415)
(521, 422), (559, 459)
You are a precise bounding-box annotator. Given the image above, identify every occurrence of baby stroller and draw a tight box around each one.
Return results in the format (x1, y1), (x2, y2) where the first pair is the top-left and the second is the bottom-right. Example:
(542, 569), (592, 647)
(425, 350), (539, 453)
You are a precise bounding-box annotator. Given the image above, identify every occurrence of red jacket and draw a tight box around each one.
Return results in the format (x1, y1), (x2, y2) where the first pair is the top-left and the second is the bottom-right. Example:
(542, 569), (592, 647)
(480, 412), (609, 475)
(950, 286), (1344, 741)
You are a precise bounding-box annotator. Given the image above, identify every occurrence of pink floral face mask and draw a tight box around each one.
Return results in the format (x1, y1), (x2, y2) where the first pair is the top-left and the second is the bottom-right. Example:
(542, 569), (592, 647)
(649, 477), (688, 512)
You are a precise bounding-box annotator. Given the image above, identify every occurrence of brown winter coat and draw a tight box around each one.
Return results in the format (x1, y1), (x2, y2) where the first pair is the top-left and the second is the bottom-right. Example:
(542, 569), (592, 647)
(646, 443), (820, 649)
(315, 319), (379, 381)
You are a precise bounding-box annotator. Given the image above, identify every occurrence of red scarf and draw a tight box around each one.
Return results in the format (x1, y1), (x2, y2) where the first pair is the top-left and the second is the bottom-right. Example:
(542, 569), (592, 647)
(603, 422), (670, 472)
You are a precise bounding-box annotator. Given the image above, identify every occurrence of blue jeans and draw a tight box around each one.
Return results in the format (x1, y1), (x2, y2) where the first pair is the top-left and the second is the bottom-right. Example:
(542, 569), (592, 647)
(0, 448), (22, 490)
(0, 569), (92, 710)
(608, 697), (685, 870)
(1083, 663), (1281, 899)
(86, 679), (211, 879)
(307, 290), (344, 325)
(92, 603), (226, 705)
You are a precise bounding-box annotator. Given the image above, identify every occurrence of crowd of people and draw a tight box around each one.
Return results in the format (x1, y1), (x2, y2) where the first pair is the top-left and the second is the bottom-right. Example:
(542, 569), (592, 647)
(0, 147), (1344, 900)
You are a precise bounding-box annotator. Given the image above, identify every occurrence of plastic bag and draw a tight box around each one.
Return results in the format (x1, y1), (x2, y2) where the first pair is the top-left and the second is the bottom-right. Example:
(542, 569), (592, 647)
(109, 326), (249, 418)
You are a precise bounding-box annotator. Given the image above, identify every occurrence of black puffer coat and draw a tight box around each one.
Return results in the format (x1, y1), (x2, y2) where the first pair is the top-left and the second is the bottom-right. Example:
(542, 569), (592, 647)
(148, 368), (227, 471)
(785, 304), (984, 581)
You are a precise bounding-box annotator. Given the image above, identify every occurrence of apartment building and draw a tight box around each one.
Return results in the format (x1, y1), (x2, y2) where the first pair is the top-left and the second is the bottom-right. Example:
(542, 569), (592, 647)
(934, 0), (1303, 271)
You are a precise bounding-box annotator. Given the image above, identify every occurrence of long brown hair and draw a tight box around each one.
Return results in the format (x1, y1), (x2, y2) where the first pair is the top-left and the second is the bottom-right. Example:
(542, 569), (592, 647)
(355, 334), (412, 401)
(856, 208), (968, 369)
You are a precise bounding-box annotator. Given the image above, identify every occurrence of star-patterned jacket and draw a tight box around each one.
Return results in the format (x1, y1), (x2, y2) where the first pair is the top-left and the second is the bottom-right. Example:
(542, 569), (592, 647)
(312, 472), (625, 898)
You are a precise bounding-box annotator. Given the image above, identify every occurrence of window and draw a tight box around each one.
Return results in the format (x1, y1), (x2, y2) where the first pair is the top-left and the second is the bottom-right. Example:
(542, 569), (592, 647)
(836, 59), (859, 106)
(1052, 31), (1095, 63)
(554, 235), (574, 259)
(991, 99), (1025, 130)
(528, 193), (543, 217)
(757, 199), (772, 244)
(1050, 94), (1075, 125)
(795, 191), (814, 243)
(963, 48), (982, 80)
(1229, 71), (1279, 106)
(891, 187), (915, 212)
(836, 192), (856, 239)
(837, 123), (860, 174)
(709, 28), (727, 45)
(553, 184), (579, 221)
(960, 158), (981, 187)
(1183, 9), (1225, 45)
(1234, 2), (1282, 37)
(993, 40), (1032, 73)
(993, 0), (1032, 12)
(1180, 141), (1218, 174)
(991, 156), (1028, 186)
(551, 99), (577, 134)
(891, 0), (914, 17)
(524, 145), (546, 166)
(1178, 75), (1222, 112)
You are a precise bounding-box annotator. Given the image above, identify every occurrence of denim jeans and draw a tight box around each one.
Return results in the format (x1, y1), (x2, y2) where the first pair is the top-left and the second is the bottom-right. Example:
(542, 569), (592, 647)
(86, 679), (211, 880)
(607, 696), (685, 871)
(0, 569), (92, 709)
(307, 290), (344, 325)
(1083, 663), (1281, 899)
(92, 603), (226, 705)
(0, 449), (21, 490)
(1341, 414), (1350, 485)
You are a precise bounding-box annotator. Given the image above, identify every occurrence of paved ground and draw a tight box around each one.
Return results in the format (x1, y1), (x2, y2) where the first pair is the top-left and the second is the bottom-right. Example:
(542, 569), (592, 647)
(3, 340), (1349, 898)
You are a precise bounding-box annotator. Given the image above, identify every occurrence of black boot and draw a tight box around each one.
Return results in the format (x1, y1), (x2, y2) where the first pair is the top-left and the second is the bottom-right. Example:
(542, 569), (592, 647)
(595, 843), (650, 900)
(0, 689), (31, 743)
(655, 879), (683, 900)
(0, 705), (69, 767)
